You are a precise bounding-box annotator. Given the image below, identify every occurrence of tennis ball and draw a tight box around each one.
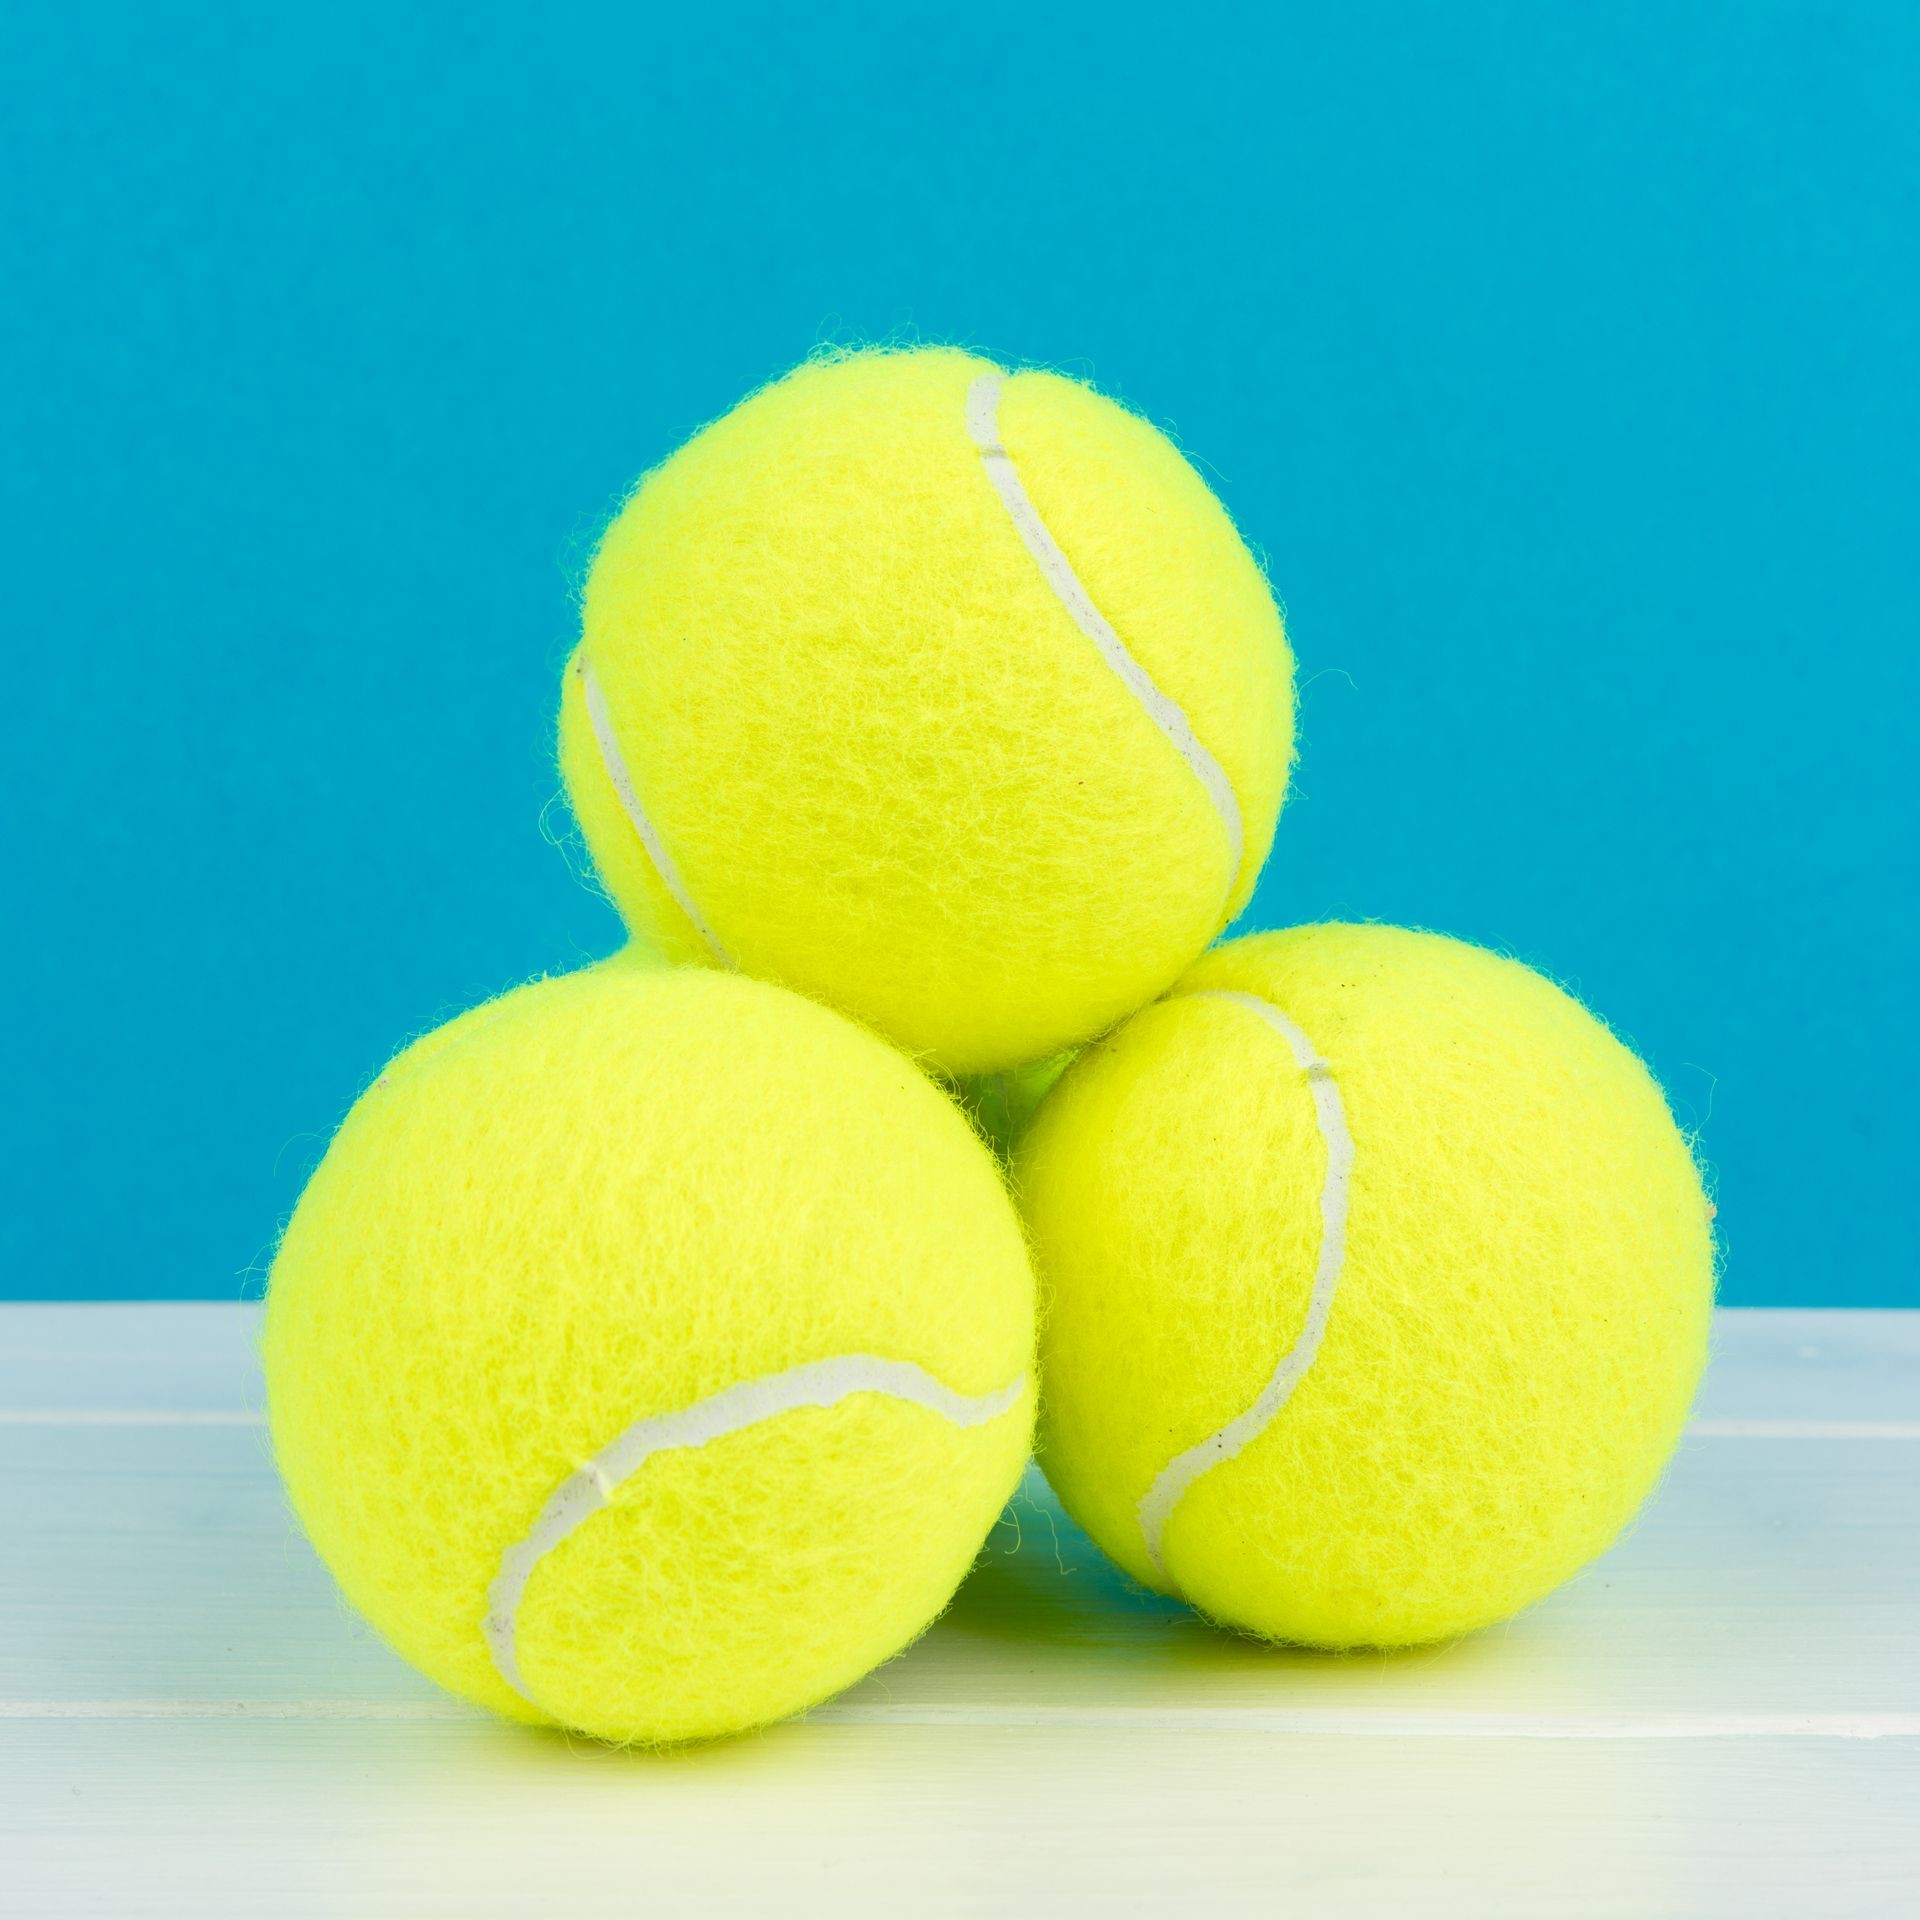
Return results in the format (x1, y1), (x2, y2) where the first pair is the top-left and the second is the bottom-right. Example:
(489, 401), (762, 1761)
(949, 1052), (1077, 1164)
(558, 345), (1294, 1075)
(263, 961), (1034, 1746)
(1017, 923), (1716, 1648)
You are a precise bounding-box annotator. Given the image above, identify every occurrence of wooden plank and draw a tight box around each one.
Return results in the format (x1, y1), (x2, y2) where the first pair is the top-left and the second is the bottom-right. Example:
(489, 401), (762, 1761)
(1, 1424), (1915, 1721)
(3, 1720), (1914, 1919)
(0, 1304), (260, 1416)
(1, 1305), (1914, 1915)
(1701, 1308), (1920, 1426)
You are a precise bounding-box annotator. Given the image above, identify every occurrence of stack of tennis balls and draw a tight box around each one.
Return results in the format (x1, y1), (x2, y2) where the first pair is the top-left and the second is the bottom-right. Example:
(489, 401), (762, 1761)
(266, 344), (1715, 1751)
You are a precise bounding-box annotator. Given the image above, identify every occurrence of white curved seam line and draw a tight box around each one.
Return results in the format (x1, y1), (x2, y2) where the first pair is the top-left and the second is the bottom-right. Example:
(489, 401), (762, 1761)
(963, 372), (1245, 885)
(577, 658), (733, 965)
(482, 1356), (1028, 1706)
(1136, 989), (1353, 1586)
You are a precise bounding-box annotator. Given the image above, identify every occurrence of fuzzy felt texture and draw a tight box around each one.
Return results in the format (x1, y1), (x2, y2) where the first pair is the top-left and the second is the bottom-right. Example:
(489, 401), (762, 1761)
(558, 346), (1294, 1075)
(263, 960), (1035, 1745)
(1017, 923), (1716, 1649)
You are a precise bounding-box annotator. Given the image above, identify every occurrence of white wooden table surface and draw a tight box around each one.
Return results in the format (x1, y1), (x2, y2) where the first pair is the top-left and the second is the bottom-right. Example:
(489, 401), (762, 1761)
(2, 1305), (1915, 1917)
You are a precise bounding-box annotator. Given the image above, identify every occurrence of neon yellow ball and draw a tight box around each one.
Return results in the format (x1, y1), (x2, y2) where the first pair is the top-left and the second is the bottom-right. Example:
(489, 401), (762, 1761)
(1018, 923), (1716, 1647)
(265, 961), (1034, 1744)
(559, 346), (1294, 1074)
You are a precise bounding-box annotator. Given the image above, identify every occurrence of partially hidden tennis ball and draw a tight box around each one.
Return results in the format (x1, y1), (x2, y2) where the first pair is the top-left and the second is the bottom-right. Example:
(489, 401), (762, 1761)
(558, 345), (1294, 1075)
(264, 961), (1035, 1745)
(948, 1052), (1077, 1164)
(1017, 923), (1716, 1648)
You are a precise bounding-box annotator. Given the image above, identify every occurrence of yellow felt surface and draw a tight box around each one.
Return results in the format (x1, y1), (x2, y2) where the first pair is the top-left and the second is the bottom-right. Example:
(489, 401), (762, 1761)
(1019, 923), (1716, 1648)
(561, 346), (1293, 1073)
(994, 369), (1292, 922)
(263, 962), (1035, 1745)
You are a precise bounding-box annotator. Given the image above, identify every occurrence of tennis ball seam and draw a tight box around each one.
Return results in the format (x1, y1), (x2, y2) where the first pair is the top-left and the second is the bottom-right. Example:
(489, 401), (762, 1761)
(482, 1354), (1029, 1711)
(963, 371), (1244, 886)
(1134, 989), (1354, 1589)
(574, 363), (1247, 966)
(575, 656), (730, 964)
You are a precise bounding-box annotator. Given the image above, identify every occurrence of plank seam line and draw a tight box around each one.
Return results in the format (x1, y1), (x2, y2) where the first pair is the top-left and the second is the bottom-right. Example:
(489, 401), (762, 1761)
(5, 1413), (1918, 1436)
(1, 1701), (1915, 1738)
(7, 1405), (1912, 1436)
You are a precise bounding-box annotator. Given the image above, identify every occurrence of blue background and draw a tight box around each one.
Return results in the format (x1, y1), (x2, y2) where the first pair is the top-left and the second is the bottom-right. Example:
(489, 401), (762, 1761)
(4, 4), (1914, 1305)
